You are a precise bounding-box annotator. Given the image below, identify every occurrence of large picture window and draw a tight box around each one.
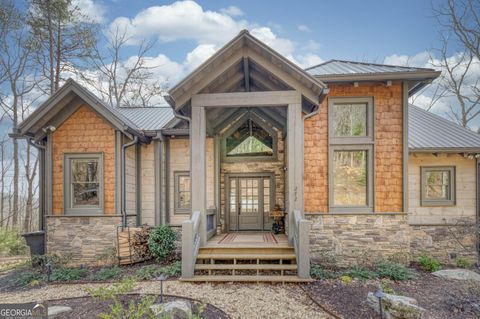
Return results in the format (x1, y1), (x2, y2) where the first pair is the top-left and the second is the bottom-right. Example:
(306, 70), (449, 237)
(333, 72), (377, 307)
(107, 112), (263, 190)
(421, 166), (455, 206)
(64, 153), (103, 214)
(329, 97), (374, 212)
(174, 171), (191, 213)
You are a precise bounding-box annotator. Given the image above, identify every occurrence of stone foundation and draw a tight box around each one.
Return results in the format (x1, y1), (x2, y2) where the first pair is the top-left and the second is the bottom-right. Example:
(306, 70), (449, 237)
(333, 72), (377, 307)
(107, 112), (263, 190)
(307, 213), (478, 267)
(46, 215), (135, 266)
(410, 223), (478, 264)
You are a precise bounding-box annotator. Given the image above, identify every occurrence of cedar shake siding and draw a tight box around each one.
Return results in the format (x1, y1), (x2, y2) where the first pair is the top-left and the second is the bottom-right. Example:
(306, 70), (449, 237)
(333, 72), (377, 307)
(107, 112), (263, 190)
(304, 82), (404, 213)
(52, 105), (116, 215)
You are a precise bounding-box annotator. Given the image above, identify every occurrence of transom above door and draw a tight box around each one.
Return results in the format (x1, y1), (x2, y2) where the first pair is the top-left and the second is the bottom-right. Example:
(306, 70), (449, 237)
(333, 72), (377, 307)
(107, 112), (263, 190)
(227, 174), (273, 231)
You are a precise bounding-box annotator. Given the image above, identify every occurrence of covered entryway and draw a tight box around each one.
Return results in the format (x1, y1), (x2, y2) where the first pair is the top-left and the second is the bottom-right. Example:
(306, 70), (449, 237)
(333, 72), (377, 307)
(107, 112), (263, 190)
(226, 175), (273, 231)
(166, 30), (327, 281)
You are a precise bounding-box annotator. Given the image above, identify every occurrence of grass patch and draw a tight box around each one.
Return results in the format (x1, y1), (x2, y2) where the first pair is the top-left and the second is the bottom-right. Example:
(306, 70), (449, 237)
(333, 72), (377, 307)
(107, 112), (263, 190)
(161, 261), (180, 277)
(135, 262), (181, 280)
(455, 258), (471, 269)
(310, 265), (336, 280)
(51, 267), (87, 282)
(0, 228), (28, 256)
(419, 255), (441, 272)
(376, 261), (416, 281)
(15, 270), (45, 287)
(343, 265), (378, 280)
(93, 266), (122, 281)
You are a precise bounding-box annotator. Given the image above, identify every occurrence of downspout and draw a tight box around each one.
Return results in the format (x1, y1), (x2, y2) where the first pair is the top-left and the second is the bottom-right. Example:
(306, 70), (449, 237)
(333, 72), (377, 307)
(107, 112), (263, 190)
(27, 138), (46, 231)
(121, 136), (139, 228)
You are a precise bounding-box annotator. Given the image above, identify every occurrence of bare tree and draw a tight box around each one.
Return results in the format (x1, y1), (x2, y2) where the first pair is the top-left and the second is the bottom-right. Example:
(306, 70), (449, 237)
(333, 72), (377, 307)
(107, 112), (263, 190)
(80, 26), (165, 107)
(0, 137), (12, 227)
(21, 142), (39, 232)
(0, 1), (37, 228)
(29, 0), (97, 94)
(434, 0), (480, 61)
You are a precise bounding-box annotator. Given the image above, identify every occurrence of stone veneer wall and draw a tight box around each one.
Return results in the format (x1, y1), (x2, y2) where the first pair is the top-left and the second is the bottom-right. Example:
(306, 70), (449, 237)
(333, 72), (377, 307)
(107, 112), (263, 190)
(304, 83), (404, 213)
(45, 216), (137, 265)
(307, 214), (411, 267)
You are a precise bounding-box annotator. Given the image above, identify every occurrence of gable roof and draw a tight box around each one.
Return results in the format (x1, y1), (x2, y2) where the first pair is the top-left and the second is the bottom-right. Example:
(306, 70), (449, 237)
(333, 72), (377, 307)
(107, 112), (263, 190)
(17, 79), (147, 141)
(115, 107), (173, 132)
(409, 104), (480, 152)
(167, 30), (327, 110)
(306, 60), (440, 94)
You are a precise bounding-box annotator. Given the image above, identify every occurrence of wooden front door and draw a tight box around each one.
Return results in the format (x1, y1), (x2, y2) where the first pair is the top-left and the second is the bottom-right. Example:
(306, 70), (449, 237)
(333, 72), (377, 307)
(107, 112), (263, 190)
(227, 176), (271, 231)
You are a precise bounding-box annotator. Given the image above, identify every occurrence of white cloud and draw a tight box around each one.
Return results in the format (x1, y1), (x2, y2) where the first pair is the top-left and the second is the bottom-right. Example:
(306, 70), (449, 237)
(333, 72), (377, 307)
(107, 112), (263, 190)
(250, 27), (295, 59)
(73, 0), (107, 23)
(297, 53), (324, 68)
(221, 6), (244, 17)
(297, 24), (311, 33)
(383, 51), (432, 68)
(184, 44), (218, 71)
(109, 0), (247, 45)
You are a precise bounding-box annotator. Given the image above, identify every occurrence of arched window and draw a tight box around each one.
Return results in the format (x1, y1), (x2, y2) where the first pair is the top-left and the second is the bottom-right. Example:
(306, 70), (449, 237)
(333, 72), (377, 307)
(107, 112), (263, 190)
(223, 116), (276, 160)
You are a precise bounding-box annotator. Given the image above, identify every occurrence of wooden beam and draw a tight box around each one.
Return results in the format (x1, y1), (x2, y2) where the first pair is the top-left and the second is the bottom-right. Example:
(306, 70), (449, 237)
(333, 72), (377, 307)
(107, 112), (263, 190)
(192, 91), (299, 108)
(249, 72), (280, 91)
(287, 102), (304, 244)
(190, 106), (207, 246)
(243, 57), (250, 92)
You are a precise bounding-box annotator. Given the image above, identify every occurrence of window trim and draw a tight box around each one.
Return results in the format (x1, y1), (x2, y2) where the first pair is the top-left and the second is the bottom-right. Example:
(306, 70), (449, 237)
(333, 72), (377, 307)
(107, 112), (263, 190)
(328, 97), (374, 145)
(221, 112), (278, 163)
(420, 166), (456, 206)
(328, 144), (374, 212)
(328, 97), (375, 213)
(174, 171), (191, 214)
(63, 153), (104, 215)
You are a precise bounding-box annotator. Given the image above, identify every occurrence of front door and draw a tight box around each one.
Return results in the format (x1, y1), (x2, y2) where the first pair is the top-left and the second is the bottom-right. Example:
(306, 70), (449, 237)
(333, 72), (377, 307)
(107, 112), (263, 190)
(227, 176), (271, 231)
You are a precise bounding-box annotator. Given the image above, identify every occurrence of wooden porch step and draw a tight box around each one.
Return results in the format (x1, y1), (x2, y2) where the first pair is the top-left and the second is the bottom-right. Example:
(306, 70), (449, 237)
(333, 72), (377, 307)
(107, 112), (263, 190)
(195, 264), (297, 271)
(199, 247), (294, 254)
(181, 275), (312, 283)
(196, 253), (296, 260)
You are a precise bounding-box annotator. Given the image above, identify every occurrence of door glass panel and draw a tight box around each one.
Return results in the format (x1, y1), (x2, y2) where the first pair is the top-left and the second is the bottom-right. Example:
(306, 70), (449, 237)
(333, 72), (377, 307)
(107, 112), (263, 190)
(263, 178), (270, 213)
(230, 179), (236, 213)
(240, 178), (258, 214)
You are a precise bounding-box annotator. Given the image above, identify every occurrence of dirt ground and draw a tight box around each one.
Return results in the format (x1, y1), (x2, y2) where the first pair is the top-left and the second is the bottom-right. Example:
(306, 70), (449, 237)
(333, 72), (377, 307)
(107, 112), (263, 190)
(0, 280), (332, 319)
(303, 272), (480, 319)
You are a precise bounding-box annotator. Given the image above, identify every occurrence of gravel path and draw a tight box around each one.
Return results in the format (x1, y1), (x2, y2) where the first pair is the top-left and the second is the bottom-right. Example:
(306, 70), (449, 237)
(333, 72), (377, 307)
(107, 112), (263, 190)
(0, 280), (331, 319)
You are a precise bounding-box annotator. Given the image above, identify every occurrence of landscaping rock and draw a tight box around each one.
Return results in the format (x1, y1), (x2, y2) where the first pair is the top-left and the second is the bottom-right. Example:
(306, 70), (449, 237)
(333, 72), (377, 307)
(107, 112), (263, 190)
(367, 292), (425, 319)
(432, 269), (480, 282)
(150, 300), (192, 319)
(48, 306), (72, 318)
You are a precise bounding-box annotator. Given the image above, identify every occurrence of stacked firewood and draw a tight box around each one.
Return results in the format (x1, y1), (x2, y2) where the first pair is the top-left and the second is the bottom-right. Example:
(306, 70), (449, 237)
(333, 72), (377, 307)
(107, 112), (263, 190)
(131, 226), (152, 261)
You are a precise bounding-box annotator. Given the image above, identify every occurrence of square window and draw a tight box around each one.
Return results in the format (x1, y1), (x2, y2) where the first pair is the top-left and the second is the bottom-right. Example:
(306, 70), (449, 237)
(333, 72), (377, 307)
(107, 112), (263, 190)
(421, 167), (455, 206)
(333, 103), (367, 137)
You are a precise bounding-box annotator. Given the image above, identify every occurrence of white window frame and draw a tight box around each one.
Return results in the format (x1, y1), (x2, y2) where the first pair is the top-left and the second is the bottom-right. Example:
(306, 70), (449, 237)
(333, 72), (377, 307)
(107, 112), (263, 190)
(328, 97), (375, 213)
(64, 153), (104, 215)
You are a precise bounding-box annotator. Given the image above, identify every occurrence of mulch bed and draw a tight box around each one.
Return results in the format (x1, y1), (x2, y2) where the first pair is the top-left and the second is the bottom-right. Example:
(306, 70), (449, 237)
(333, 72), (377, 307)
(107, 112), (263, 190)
(47, 294), (229, 319)
(303, 272), (480, 319)
(0, 259), (178, 293)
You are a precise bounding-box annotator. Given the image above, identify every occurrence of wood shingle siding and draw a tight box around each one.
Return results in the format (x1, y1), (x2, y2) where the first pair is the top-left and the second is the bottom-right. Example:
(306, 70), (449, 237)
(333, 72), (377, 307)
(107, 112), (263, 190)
(304, 83), (404, 213)
(52, 105), (116, 215)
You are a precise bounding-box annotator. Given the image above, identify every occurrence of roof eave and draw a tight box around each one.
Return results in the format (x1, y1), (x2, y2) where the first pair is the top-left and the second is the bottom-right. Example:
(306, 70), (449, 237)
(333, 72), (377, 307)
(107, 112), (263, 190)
(313, 70), (441, 83)
(409, 147), (480, 153)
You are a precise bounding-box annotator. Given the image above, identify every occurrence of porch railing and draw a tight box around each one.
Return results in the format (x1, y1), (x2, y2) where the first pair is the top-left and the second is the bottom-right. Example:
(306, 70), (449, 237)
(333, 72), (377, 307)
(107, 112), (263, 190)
(206, 208), (217, 240)
(292, 210), (310, 279)
(181, 210), (201, 278)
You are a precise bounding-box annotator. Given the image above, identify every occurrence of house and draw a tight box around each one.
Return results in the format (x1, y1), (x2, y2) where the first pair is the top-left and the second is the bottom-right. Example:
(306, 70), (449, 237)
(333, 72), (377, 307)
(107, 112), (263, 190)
(15, 30), (479, 281)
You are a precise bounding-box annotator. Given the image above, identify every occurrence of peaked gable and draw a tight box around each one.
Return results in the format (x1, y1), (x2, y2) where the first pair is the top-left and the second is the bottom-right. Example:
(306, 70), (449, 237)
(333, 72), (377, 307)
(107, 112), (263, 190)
(166, 30), (327, 111)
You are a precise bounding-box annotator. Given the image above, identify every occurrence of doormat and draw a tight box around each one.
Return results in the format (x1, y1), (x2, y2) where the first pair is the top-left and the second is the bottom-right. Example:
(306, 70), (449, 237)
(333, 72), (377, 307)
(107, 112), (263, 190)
(218, 233), (278, 244)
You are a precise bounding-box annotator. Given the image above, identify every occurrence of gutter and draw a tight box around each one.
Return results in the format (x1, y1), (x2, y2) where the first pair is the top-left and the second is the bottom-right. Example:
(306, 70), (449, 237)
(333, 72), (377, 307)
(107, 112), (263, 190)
(121, 136), (139, 228)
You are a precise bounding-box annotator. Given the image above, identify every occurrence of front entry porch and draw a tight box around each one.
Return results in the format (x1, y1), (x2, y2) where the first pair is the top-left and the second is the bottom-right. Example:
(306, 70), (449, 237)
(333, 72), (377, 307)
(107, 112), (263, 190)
(181, 232), (312, 283)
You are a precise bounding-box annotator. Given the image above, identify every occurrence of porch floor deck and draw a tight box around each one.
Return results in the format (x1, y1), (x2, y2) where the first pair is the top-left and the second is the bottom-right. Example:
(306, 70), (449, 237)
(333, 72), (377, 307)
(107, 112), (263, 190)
(204, 232), (289, 248)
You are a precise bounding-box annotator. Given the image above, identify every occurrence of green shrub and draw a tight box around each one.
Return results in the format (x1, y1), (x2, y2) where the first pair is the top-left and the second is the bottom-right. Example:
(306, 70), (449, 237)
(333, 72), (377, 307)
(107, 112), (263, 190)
(135, 265), (162, 280)
(33, 253), (73, 268)
(456, 257), (471, 268)
(161, 261), (181, 277)
(310, 265), (335, 280)
(148, 225), (176, 262)
(340, 275), (352, 284)
(87, 277), (136, 300)
(94, 266), (122, 281)
(0, 228), (28, 256)
(344, 265), (378, 280)
(15, 270), (45, 287)
(51, 267), (87, 282)
(376, 261), (416, 281)
(419, 255), (441, 272)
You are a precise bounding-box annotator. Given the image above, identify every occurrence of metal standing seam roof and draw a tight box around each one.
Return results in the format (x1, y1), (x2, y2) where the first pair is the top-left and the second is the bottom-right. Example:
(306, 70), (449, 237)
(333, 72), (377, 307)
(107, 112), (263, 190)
(409, 104), (480, 151)
(306, 59), (435, 76)
(115, 106), (174, 131)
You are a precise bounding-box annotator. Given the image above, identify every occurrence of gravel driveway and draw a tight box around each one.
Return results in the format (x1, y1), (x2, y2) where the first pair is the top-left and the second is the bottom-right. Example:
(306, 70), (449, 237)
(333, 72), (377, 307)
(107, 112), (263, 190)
(0, 280), (332, 319)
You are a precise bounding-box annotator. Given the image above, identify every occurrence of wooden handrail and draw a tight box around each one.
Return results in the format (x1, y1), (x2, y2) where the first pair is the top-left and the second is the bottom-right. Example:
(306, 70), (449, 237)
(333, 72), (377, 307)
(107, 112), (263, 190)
(292, 210), (310, 279)
(181, 210), (201, 279)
